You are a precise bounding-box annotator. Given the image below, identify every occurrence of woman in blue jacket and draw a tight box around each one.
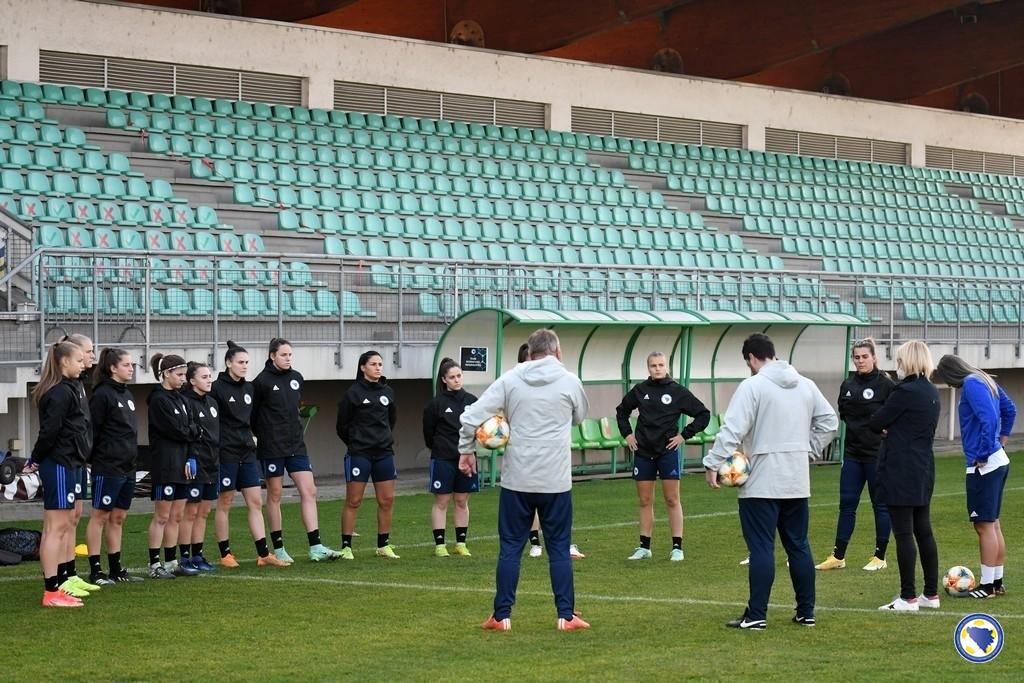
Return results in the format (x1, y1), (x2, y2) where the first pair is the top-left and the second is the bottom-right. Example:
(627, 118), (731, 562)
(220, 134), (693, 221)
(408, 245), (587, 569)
(934, 355), (1016, 598)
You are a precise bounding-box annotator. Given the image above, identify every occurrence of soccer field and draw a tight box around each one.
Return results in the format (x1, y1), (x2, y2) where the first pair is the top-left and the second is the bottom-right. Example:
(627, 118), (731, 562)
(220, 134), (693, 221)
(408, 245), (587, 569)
(4, 454), (1021, 681)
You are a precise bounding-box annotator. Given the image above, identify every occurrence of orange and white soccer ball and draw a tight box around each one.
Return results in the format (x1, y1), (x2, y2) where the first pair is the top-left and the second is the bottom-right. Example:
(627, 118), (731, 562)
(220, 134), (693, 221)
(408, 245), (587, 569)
(718, 452), (751, 487)
(945, 566), (976, 594)
(476, 415), (510, 449)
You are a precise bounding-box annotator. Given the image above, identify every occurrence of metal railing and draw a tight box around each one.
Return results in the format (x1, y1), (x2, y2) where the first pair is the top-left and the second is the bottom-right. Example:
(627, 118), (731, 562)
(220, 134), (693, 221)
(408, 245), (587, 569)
(1, 245), (1023, 368)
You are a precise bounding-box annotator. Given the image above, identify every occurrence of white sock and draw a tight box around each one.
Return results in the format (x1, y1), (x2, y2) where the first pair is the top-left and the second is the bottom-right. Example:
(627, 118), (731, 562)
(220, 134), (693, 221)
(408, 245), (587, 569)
(981, 564), (995, 585)
(995, 565), (1004, 580)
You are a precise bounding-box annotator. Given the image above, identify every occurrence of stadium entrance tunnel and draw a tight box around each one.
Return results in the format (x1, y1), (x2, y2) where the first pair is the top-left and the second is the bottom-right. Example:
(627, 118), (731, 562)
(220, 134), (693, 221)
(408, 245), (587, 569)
(435, 308), (864, 483)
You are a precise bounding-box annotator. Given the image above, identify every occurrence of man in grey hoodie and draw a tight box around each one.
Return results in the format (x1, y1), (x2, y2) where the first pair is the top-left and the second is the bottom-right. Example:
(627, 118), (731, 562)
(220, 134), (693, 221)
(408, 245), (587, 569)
(704, 333), (838, 630)
(458, 329), (590, 632)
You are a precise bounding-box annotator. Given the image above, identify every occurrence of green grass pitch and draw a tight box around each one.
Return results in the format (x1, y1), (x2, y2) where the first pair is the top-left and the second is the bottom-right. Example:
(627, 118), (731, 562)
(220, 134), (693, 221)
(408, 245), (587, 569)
(3, 454), (1021, 681)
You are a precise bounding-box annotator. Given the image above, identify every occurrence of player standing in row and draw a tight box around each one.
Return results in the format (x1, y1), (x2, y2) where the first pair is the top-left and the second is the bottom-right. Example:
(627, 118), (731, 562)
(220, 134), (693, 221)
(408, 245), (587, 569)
(423, 358), (478, 557)
(934, 355), (1016, 598)
(33, 342), (91, 607)
(211, 342), (287, 568)
(252, 339), (340, 563)
(337, 350), (399, 559)
(817, 338), (894, 572)
(179, 362), (220, 572)
(85, 347), (143, 585)
(616, 351), (710, 561)
(147, 353), (199, 579)
(62, 334), (96, 594)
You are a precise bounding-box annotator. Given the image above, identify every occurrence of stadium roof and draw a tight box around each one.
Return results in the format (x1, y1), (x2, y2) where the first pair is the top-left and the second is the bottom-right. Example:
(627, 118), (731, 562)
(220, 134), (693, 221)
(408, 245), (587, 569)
(117, 0), (1024, 120)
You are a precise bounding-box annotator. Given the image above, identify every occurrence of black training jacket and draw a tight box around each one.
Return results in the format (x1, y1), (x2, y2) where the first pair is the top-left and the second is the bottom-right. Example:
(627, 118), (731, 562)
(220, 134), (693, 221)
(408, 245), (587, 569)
(182, 387), (220, 483)
(211, 371), (257, 463)
(336, 377), (397, 458)
(616, 377), (710, 458)
(251, 360), (307, 460)
(837, 368), (895, 462)
(89, 378), (138, 476)
(868, 374), (940, 507)
(147, 386), (199, 485)
(32, 378), (91, 467)
(422, 388), (478, 461)
(72, 377), (94, 461)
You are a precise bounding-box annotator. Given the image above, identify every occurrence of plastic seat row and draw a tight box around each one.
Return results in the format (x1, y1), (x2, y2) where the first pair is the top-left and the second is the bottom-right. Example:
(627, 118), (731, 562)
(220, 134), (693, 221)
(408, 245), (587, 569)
(43, 255), (312, 287)
(902, 302), (1024, 324)
(1, 169), (179, 203)
(0, 146), (141, 178)
(36, 224), (260, 253)
(823, 257), (1023, 279)
(781, 236), (1022, 266)
(0, 121), (96, 150)
(863, 280), (1021, 304)
(741, 216), (1021, 249)
(2, 193), (222, 230)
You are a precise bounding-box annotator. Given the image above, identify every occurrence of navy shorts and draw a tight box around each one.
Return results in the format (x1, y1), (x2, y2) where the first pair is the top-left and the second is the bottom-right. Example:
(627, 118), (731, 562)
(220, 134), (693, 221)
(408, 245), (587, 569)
(91, 473), (135, 511)
(428, 458), (479, 494)
(345, 453), (397, 484)
(633, 450), (682, 481)
(77, 467), (89, 501)
(151, 483), (189, 501)
(262, 455), (312, 479)
(966, 464), (1009, 522)
(186, 482), (220, 503)
(220, 460), (262, 491)
(39, 460), (82, 510)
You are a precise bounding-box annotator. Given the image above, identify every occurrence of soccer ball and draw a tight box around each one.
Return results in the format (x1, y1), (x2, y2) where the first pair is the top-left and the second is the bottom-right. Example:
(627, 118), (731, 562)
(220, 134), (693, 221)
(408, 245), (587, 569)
(717, 452), (750, 487)
(476, 415), (510, 449)
(945, 566), (976, 594)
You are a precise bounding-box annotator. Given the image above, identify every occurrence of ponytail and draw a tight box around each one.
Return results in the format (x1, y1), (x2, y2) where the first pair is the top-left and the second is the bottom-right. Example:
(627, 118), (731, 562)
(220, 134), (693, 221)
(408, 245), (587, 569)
(357, 350), (382, 381)
(93, 347), (129, 384)
(268, 337), (291, 360)
(151, 353), (186, 380)
(436, 357), (459, 393)
(32, 342), (79, 405)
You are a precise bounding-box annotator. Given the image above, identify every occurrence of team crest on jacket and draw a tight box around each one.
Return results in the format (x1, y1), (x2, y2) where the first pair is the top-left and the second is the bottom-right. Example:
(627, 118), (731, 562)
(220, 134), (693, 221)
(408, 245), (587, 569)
(290, 379), (300, 391)
(210, 406), (218, 418)
(380, 396), (390, 406)
(244, 394), (252, 404)
(661, 394), (672, 405)
(127, 400), (136, 411)
(863, 388), (875, 399)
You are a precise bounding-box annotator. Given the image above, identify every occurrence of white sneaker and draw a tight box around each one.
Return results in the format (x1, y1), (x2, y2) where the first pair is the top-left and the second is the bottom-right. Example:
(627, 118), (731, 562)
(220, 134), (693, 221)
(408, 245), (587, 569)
(739, 555), (750, 566)
(529, 544), (543, 558)
(917, 594), (940, 609)
(670, 548), (684, 562)
(569, 544), (585, 559)
(879, 597), (919, 612)
(627, 547), (652, 561)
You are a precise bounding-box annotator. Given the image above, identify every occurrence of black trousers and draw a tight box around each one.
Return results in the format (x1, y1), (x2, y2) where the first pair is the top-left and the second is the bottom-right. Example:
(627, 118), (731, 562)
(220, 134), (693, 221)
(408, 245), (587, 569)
(888, 504), (939, 599)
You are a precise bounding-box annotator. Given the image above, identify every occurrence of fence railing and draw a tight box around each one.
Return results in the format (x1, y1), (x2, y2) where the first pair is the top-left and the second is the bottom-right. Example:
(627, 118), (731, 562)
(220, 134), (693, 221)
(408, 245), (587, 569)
(2, 245), (1023, 367)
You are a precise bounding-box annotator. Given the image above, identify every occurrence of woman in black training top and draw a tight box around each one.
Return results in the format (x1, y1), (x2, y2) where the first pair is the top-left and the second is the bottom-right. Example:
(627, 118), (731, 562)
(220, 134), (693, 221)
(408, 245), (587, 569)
(423, 358), (478, 557)
(337, 350), (399, 560)
(179, 362), (220, 573)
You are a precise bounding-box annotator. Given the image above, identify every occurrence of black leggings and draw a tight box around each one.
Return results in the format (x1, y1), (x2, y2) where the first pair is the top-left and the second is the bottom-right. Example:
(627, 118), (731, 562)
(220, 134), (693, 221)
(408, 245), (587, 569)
(889, 504), (939, 599)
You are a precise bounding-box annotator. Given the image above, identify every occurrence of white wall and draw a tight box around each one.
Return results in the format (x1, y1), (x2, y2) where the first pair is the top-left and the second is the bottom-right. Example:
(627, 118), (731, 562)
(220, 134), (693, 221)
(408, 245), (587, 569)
(2, 0), (1024, 160)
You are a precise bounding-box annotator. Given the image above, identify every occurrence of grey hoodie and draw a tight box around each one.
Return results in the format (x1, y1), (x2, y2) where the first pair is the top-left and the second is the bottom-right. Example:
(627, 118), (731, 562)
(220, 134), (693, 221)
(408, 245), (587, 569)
(459, 355), (589, 494)
(704, 360), (838, 499)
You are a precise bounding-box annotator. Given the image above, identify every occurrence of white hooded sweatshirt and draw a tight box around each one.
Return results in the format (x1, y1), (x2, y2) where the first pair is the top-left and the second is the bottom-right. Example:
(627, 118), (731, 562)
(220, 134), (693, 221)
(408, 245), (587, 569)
(704, 360), (838, 499)
(459, 355), (589, 494)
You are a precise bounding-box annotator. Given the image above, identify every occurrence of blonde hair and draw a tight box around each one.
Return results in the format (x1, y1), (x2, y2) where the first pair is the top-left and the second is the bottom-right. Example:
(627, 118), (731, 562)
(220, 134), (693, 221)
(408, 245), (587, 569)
(895, 340), (934, 379)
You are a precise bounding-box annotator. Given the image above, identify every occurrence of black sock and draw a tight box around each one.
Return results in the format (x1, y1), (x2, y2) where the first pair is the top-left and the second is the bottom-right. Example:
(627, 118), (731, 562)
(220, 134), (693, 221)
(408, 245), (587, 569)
(65, 560), (78, 578)
(108, 551), (122, 576)
(342, 534), (352, 549)
(218, 539), (232, 558)
(874, 539), (888, 561)
(255, 537), (269, 558)
(377, 533), (390, 549)
(88, 554), (102, 574)
(833, 539), (849, 561)
(164, 546), (177, 563)
(456, 526), (468, 544)
(270, 530), (284, 550)
(307, 529), (321, 547)
(45, 575), (59, 592)
(672, 536), (682, 551)
(433, 529), (446, 545)
(57, 561), (72, 583)
(994, 577), (1003, 590)
(529, 530), (540, 546)
(640, 535), (651, 550)
(148, 548), (160, 566)
(179, 544), (191, 560)
(192, 542), (204, 558)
